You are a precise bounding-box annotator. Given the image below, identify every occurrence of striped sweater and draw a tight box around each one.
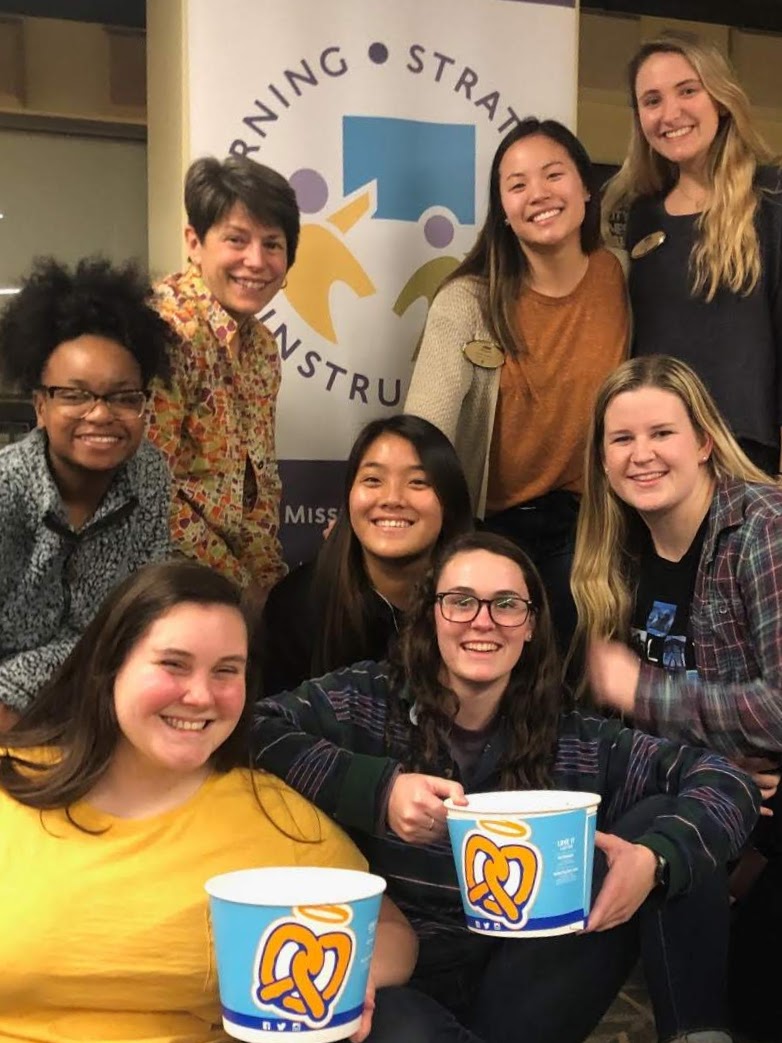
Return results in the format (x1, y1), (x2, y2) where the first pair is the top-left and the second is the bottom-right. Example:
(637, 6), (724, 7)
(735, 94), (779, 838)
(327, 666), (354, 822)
(252, 661), (758, 941)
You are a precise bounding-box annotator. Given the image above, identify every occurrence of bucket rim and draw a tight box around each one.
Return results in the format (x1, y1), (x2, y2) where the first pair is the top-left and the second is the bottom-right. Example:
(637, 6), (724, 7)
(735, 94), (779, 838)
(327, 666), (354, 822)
(204, 865), (387, 905)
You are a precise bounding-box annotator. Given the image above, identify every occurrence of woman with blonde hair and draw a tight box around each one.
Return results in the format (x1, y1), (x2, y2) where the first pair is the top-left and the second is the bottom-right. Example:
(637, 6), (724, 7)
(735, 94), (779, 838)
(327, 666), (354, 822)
(573, 354), (782, 1041)
(603, 30), (782, 475)
(573, 353), (781, 744)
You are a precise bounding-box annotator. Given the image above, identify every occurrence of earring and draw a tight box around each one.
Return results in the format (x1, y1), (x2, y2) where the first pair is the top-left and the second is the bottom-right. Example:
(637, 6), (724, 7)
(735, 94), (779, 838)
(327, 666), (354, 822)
(504, 218), (510, 226)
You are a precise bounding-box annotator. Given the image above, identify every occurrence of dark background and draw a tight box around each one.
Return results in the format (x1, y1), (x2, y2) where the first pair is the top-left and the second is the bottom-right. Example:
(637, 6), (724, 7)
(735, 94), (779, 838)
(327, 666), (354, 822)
(0, 1), (781, 32)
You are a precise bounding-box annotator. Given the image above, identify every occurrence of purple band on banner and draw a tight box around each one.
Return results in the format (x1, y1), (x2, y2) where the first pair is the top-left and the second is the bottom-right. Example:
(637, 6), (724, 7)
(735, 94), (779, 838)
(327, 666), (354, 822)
(279, 459), (347, 567)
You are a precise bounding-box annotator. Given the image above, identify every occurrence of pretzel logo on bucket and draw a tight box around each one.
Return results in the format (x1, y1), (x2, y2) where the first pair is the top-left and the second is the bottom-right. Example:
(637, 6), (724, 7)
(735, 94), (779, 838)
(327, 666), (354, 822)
(463, 819), (541, 928)
(254, 904), (355, 1027)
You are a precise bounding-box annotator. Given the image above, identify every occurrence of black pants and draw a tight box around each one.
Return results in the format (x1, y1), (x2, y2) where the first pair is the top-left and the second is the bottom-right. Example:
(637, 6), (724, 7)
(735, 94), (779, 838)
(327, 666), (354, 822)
(728, 854), (782, 1041)
(367, 798), (730, 1043)
(482, 491), (580, 654)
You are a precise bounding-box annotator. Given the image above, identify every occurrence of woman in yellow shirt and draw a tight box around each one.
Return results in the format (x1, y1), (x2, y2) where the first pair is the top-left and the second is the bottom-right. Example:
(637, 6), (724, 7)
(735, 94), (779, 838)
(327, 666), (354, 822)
(0, 560), (419, 1043)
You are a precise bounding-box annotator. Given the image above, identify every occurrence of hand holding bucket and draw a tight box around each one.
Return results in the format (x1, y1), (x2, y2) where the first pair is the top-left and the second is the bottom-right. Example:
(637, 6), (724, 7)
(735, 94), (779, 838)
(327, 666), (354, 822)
(445, 790), (601, 937)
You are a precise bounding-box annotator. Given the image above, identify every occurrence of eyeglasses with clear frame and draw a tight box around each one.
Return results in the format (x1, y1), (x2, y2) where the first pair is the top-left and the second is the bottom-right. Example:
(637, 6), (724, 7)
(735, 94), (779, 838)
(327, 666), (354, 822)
(36, 386), (149, 419)
(435, 592), (535, 628)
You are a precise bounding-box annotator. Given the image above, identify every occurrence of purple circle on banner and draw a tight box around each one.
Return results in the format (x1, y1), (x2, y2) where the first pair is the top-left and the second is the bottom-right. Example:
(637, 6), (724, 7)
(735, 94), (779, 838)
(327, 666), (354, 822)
(290, 169), (329, 214)
(424, 215), (455, 248)
(368, 42), (389, 64)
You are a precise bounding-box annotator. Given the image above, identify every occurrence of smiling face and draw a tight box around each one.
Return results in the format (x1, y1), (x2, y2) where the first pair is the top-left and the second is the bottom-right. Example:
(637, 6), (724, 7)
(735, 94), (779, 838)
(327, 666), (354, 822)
(634, 51), (721, 175)
(186, 201), (288, 320)
(112, 602), (248, 779)
(435, 550), (533, 704)
(34, 334), (146, 484)
(348, 433), (444, 569)
(602, 386), (714, 525)
(498, 133), (589, 255)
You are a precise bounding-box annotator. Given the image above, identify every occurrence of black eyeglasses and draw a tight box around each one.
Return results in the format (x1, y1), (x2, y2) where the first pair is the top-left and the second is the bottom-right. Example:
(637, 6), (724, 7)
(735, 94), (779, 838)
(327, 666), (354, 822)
(37, 386), (148, 419)
(435, 592), (535, 628)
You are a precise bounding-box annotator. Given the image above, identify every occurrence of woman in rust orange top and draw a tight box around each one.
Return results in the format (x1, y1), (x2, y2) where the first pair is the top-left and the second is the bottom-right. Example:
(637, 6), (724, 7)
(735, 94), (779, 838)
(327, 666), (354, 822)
(406, 118), (628, 649)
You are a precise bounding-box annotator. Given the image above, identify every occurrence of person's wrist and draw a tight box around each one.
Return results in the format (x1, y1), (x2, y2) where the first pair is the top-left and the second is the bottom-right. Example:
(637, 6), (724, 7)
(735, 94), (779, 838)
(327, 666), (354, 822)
(651, 850), (669, 892)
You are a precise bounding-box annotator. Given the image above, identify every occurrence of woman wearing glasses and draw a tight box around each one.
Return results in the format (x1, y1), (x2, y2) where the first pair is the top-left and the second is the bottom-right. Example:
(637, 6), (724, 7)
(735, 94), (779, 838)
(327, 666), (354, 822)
(0, 257), (175, 723)
(252, 531), (756, 1043)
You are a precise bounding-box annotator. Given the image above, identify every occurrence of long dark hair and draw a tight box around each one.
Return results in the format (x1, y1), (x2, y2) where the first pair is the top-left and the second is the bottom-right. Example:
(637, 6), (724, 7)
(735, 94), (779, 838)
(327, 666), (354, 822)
(390, 531), (562, 789)
(0, 561), (254, 811)
(443, 116), (601, 359)
(310, 414), (473, 677)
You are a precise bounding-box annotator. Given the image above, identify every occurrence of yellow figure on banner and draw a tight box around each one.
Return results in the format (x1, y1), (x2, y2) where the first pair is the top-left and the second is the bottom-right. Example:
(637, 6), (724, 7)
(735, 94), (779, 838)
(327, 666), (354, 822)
(285, 168), (461, 345)
(284, 190), (375, 344)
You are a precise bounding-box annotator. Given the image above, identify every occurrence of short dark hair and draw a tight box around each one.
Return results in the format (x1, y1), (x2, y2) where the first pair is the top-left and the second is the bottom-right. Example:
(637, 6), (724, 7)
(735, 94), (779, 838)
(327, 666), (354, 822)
(391, 530), (562, 789)
(444, 116), (601, 358)
(310, 414), (474, 676)
(0, 561), (255, 815)
(0, 257), (175, 392)
(185, 156), (301, 266)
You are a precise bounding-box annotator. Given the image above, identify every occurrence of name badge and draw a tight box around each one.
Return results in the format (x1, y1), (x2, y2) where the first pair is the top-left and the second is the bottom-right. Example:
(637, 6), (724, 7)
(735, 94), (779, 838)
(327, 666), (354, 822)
(462, 340), (504, 369)
(630, 230), (666, 259)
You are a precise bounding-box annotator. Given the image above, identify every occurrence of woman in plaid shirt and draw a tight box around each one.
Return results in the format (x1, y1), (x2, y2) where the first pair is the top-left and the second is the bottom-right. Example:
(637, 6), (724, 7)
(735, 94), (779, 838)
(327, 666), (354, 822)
(574, 354), (782, 1040)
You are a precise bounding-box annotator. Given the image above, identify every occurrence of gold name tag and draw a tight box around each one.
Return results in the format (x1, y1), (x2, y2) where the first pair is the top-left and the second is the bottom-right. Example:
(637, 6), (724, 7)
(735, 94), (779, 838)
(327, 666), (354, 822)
(630, 230), (666, 259)
(462, 340), (504, 369)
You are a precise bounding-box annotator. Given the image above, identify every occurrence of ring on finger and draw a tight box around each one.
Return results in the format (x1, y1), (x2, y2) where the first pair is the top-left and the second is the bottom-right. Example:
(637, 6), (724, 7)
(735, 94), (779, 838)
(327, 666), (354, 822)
(427, 815), (435, 831)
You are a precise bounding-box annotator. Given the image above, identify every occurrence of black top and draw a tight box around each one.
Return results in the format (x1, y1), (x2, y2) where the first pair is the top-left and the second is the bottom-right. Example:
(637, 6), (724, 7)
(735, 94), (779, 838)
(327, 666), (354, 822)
(627, 168), (782, 450)
(630, 515), (709, 677)
(258, 559), (403, 695)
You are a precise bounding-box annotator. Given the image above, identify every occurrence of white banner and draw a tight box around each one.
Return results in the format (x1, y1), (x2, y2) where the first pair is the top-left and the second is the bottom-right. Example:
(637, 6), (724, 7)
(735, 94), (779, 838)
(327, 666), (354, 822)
(187, 0), (578, 559)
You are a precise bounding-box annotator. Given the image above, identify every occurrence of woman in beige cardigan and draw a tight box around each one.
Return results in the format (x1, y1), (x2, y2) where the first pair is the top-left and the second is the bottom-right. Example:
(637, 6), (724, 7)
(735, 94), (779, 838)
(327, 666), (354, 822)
(406, 117), (628, 648)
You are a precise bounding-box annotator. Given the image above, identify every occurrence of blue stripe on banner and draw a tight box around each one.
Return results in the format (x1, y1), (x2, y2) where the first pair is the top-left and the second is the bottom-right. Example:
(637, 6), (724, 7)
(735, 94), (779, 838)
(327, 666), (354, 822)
(223, 1004), (364, 1031)
(465, 909), (585, 932)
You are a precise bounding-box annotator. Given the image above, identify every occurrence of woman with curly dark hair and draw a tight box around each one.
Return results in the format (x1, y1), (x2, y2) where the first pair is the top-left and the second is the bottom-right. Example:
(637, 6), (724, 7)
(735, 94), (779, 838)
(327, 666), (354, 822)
(0, 256), (176, 723)
(252, 531), (756, 1043)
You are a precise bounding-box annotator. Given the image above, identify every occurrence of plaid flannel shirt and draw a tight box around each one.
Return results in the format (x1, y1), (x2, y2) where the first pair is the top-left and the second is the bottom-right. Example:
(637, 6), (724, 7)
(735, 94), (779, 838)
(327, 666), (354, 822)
(635, 478), (782, 759)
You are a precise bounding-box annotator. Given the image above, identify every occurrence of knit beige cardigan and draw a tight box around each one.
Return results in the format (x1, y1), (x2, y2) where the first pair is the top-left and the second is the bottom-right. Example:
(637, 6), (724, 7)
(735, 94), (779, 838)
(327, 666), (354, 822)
(405, 275), (499, 518)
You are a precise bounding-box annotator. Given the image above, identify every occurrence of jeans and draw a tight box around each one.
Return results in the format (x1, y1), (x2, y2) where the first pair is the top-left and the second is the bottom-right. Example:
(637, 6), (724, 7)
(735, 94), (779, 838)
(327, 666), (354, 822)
(370, 797), (730, 1043)
(482, 490), (580, 653)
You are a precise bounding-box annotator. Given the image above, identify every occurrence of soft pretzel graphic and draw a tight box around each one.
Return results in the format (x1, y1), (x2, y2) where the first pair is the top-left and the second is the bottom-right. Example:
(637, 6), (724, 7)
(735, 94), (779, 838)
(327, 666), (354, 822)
(464, 833), (540, 924)
(256, 920), (354, 1024)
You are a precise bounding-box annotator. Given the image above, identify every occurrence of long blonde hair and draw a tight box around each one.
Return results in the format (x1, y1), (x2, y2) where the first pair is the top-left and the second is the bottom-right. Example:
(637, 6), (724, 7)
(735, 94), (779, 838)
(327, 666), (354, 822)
(571, 355), (768, 645)
(603, 31), (778, 301)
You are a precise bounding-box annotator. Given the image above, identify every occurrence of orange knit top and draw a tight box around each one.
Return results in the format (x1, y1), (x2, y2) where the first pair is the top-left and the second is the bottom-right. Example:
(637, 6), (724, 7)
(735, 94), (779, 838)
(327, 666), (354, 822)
(486, 248), (628, 513)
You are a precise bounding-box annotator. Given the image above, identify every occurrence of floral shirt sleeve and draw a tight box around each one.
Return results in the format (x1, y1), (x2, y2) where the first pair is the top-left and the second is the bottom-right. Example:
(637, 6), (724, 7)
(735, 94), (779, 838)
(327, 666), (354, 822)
(147, 265), (285, 588)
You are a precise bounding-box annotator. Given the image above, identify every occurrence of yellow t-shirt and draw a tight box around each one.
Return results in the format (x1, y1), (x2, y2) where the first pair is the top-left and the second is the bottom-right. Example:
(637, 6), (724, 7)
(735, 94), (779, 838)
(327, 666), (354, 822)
(0, 769), (367, 1043)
